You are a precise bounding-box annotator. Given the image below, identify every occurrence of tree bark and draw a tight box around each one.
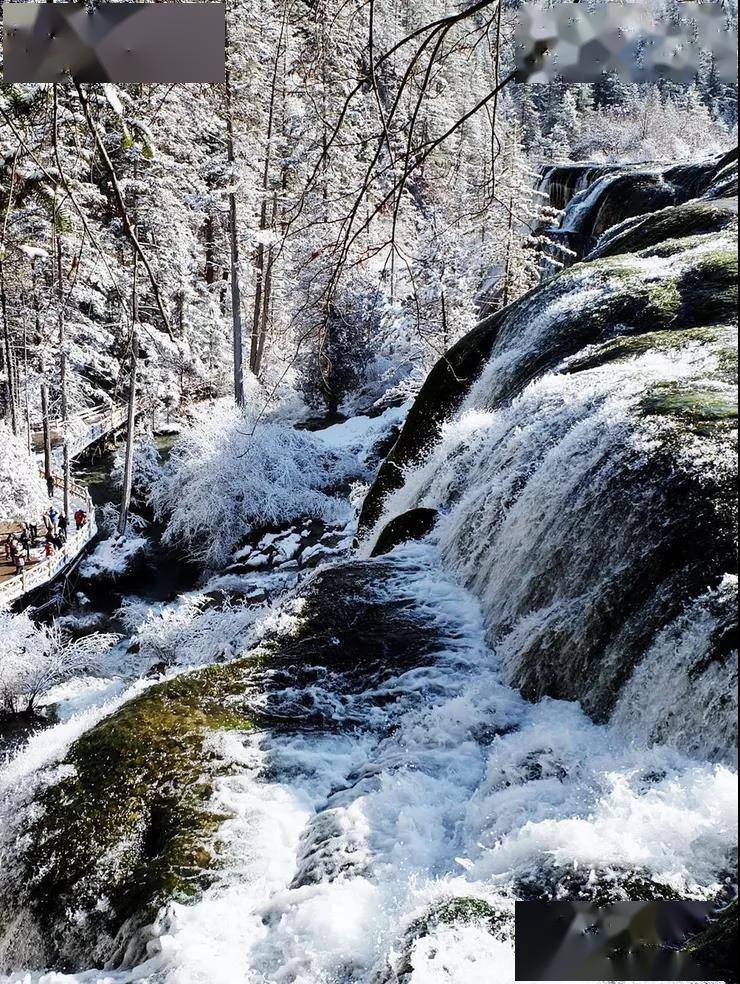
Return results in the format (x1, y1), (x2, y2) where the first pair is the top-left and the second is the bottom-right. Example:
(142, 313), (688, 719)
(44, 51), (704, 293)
(119, 246), (139, 535)
(225, 8), (245, 406)
(118, 332), (138, 535)
(0, 261), (17, 435)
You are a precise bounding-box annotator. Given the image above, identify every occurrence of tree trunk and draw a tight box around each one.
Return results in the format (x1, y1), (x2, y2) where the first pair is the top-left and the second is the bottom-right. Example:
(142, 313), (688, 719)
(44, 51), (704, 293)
(204, 213), (217, 285)
(56, 234), (71, 524)
(119, 161), (140, 535)
(118, 331), (138, 535)
(40, 380), (52, 483)
(225, 9), (245, 406)
(0, 261), (17, 435)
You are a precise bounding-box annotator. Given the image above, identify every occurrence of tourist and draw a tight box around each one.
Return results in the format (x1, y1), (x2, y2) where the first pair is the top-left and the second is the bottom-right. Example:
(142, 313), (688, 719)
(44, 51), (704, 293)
(58, 514), (68, 542)
(74, 508), (88, 530)
(44, 536), (56, 558)
(48, 506), (59, 532)
(19, 525), (31, 560)
(29, 522), (39, 544)
(46, 473), (55, 499)
(3, 533), (14, 562)
(13, 546), (25, 576)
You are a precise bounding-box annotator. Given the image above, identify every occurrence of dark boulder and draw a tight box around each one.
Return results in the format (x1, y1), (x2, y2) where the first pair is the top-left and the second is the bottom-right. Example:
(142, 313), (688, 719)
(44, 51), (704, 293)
(588, 197), (737, 261)
(371, 508), (439, 557)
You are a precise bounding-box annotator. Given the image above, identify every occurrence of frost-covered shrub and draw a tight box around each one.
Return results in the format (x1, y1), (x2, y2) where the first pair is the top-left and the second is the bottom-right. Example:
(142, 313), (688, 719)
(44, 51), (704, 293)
(0, 611), (117, 716)
(0, 424), (47, 524)
(151, 401), (354, 565)
(111, 430), (163, 507)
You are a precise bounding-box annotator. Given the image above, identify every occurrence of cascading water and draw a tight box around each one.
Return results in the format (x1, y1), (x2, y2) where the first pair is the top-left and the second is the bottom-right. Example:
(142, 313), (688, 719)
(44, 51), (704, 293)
(0, 150), (736, 983)
(536, 147), (739, 267)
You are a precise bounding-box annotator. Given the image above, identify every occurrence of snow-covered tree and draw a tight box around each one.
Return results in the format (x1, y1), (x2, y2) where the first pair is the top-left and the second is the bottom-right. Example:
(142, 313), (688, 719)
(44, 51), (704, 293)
(0, 611), (117, 716)
(0, 423), (46, 523)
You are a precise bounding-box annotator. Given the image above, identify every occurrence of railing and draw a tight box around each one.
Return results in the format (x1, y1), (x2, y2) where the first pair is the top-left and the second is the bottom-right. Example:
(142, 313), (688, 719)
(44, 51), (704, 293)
(0, 473), (97, 608)
(52, 405), (128, 463)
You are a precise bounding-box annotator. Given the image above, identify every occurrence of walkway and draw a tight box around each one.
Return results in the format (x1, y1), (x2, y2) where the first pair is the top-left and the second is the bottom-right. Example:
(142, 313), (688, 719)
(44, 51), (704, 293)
(0, 472), (97, 607)
(32, 404), (128, 462)
(0, 403), (126, 606)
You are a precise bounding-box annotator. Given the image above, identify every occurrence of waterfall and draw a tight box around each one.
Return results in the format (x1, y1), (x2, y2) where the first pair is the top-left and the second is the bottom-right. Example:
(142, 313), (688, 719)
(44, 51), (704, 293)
(0, 151), (736, 982)
(364, 157), (738, 765)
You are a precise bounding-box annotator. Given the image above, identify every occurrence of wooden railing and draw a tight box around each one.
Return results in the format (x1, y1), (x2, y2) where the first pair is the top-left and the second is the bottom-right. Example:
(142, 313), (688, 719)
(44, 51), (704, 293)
(0, 474), (97, 608)
(52, 405), (128, 463)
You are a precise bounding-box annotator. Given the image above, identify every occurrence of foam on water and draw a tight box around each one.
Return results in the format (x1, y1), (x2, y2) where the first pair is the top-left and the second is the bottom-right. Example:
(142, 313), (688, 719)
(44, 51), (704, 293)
(2, 545), (734, 984)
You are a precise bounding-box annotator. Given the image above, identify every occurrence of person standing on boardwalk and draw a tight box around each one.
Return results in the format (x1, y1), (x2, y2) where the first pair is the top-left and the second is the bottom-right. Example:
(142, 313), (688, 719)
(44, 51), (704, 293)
(12, 544), (26, 576)
(46, 473), (55, 499)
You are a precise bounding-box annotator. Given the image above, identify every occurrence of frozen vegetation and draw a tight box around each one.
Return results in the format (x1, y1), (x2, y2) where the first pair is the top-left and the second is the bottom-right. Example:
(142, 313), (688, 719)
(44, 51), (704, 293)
(0, 0), (737, 981)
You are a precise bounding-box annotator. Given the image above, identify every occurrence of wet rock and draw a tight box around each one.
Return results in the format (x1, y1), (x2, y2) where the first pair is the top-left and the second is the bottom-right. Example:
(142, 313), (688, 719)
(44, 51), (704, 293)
(371, 508), (439, 557)
(357, 305), (512, 533)
(377, 897), (510, 984)
(589, 198), (737, 261)
(0, 662), (259, 972)
(680, 900), (737, 984)
(0, 559), (446, 971)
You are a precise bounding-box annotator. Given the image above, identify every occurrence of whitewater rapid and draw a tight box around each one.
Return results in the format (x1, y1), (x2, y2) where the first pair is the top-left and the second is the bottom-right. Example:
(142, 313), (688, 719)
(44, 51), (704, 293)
(1, 543), (735, 984)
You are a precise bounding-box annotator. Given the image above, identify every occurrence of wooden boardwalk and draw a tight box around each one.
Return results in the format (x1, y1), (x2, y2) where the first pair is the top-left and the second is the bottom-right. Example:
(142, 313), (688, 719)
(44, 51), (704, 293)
(0, 474), (97, 607)
(0, 406), (125, 607)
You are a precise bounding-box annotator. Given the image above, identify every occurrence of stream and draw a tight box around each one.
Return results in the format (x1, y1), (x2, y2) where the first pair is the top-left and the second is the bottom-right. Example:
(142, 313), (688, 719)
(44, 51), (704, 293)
(0, 150), (736, 982)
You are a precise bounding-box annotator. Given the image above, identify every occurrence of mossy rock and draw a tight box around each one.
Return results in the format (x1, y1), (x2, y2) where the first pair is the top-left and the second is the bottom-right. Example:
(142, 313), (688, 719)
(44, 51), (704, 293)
(371, 508), (439, 557)
(0, 561), (447, 972)
(1, 660), (259, 970)
(589, 198), (737, 261)
(360, 220), (737, 535)
(562, 324), (736, 376)
(385, 896), (509, 983)
(675, 246), (739, 328)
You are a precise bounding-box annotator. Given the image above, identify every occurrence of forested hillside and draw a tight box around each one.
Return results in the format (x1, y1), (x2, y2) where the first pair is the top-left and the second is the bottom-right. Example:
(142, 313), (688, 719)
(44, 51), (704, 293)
(1, 0), (736, 443)
(0, 2), (737, 982)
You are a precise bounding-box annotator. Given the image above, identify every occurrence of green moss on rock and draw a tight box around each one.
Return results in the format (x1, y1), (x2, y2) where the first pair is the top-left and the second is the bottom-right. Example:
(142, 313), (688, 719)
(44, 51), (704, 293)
(563, 325), (735, 376)
(8, 660), (260, 969)
(589, 199), (737, 261)
(386, 896), (509, 983)
(641, 381), (738, 433)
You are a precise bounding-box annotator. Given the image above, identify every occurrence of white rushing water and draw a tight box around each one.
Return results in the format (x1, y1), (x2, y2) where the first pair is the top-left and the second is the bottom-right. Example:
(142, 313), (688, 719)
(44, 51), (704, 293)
(1, 170), (736, 983)
(1, 542), (736, 984)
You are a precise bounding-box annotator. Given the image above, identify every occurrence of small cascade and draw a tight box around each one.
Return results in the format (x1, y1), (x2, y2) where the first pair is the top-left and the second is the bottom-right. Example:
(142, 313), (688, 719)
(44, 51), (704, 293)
(536, 148), (738, 272)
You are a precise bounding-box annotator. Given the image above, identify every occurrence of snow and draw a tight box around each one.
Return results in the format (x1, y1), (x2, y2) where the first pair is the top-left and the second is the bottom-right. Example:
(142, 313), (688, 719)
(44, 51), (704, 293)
(0, 425), (47, 525)
(313, 402), (408, 455)
(79, 534), (148, 578)
(3, 545), (732, 983)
